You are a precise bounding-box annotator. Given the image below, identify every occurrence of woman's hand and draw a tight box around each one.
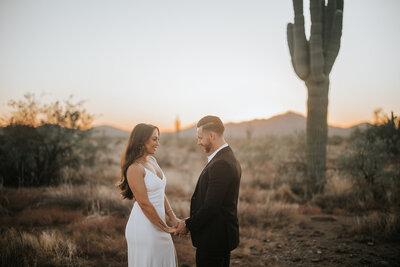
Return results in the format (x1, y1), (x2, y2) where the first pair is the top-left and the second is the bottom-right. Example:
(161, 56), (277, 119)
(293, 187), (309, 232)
(171, 217), (181, 228)
(166, 227), (177, 234)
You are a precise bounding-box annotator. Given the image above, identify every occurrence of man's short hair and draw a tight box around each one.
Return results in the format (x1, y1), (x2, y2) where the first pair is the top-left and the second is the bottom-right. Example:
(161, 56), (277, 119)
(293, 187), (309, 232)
(197, 115), (225, 135)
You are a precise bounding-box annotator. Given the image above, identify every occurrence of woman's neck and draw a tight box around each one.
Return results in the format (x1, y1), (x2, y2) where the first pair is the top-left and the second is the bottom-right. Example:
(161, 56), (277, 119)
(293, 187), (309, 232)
(138, 154), (149, 163)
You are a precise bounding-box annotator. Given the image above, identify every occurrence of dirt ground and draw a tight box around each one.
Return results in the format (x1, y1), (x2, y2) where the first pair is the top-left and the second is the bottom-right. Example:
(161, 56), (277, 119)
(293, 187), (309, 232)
(173, 214), (400, 267)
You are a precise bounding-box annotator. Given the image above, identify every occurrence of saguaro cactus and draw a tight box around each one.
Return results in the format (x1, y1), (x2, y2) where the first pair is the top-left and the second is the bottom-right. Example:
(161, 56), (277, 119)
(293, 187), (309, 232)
(287, 0), (343, 193)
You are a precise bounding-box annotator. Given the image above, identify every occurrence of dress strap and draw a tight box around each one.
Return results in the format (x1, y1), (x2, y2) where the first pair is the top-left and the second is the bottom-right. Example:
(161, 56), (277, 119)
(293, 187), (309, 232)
(136, 162), (146, 170)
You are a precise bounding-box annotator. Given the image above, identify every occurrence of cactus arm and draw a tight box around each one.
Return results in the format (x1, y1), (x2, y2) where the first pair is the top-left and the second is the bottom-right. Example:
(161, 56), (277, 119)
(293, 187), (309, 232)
(323, 0), (336, 55)
(287, 23), (294, 58)
(324, 9), (343, 74)
(288, 23), (304, 78)
(309, 0), (325, 83)
(337, 0), (344, 11)
(321, 0), (326, 53)
(292, 0), (310, 80)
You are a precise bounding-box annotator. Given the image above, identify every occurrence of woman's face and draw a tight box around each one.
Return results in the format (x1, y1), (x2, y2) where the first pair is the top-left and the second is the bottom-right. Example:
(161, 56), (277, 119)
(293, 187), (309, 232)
(144, 129), (160, 155)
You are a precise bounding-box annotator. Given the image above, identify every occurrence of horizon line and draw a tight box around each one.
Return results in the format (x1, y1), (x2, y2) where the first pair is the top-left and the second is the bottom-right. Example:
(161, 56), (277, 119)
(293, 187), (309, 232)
(92, 110), (373, 133)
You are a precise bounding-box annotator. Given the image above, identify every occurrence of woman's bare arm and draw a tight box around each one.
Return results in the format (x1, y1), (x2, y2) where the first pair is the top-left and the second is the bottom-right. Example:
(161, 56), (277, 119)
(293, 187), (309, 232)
(127, 163), (174, 233)
(164, 195), (179, 227)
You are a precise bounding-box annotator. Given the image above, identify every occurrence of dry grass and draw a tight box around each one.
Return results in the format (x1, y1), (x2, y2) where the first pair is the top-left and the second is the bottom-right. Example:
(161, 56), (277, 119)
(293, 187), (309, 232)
(312, 172), (364, 212)
(0, 187), (45, 212)
(324, 172), (354, 196)
(298, 204), (322, 215)
(42, 184), (131, 217)
(0, 208), (82, 227)
(271, 184), (301, 203)
(350, 211), (400, 240)
(68, 214), (127, 262)
(0, 181), (130, 266)
(238, 198), (300, 228)
(1, 134), (399, 266)
(0, 228), (79, 267)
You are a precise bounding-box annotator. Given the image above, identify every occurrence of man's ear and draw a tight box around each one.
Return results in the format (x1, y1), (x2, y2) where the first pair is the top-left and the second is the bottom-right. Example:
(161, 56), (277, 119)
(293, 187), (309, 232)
(209, 131), (216, 141)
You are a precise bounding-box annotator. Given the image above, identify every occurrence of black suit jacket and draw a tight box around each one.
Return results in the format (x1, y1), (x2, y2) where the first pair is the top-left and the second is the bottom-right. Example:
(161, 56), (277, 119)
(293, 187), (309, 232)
(185, 146), (241, 252)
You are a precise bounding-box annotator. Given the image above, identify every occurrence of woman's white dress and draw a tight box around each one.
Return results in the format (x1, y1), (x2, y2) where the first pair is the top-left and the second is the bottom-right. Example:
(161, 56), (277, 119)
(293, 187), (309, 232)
(125, 166), (176, 267)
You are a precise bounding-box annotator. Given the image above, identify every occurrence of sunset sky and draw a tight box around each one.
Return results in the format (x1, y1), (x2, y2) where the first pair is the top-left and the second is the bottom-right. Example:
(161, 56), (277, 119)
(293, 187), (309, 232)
(0, 0), (399, 131)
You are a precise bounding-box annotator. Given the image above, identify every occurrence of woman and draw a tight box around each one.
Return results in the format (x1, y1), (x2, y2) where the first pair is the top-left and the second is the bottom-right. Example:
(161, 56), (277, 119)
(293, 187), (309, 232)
(117, 123), (178, 266)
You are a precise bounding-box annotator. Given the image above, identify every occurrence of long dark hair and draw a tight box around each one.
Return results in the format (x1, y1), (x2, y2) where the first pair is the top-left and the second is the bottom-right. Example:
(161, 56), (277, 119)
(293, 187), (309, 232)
(117, 123), (159, 200)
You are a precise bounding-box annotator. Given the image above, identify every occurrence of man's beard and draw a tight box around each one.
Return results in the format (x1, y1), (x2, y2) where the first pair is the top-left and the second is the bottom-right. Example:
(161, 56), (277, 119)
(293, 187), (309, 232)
(204, 143), (212, 153)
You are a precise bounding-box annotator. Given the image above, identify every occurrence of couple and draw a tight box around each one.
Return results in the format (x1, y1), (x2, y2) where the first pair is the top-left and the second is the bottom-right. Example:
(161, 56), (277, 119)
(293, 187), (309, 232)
(117, 115), (242, 267)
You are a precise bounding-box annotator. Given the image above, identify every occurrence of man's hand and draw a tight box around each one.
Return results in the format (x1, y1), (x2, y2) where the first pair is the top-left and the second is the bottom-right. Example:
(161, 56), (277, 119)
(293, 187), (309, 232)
(174, 220), (189, 237)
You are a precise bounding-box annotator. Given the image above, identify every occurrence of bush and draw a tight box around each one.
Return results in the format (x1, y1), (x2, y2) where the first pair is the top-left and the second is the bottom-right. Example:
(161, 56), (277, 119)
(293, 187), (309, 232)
(337, 111), (400, 203)
(274, 132), (308, 196)
(0, 94), (107, 187)
(0, 124), (93, 187)
(338, 129), (389, 185)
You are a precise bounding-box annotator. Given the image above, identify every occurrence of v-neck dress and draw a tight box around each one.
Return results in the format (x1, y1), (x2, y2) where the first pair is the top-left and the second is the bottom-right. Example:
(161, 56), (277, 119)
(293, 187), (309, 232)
(125, 165), (176, 267)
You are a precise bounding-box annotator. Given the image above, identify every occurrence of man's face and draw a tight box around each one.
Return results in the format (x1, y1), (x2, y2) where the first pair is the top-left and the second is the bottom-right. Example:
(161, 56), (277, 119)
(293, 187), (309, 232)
(197, 127), (212, 153)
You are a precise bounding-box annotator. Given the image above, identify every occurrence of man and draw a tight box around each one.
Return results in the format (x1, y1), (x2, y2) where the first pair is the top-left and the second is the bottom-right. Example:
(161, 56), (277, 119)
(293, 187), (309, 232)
(175, 115), (242, 267)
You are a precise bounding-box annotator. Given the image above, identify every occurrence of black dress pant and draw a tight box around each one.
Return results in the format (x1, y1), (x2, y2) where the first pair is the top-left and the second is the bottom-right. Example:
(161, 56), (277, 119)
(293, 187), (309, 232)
(195, 249), (230, 267)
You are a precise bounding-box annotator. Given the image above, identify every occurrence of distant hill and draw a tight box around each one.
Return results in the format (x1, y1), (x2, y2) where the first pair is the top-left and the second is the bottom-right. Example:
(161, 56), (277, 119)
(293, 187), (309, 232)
(91, 125), (130, 138)
(91, 111), (370, 139)
(177, 111), (369, 138)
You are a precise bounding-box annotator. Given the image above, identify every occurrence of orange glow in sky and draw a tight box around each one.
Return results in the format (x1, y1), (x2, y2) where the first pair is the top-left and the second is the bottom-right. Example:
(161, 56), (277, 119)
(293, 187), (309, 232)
(1, 1), (399, 132)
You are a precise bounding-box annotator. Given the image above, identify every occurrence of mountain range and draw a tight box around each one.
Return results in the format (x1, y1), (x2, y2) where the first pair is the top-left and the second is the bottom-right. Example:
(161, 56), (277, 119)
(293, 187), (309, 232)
(92, 111), (369, 139)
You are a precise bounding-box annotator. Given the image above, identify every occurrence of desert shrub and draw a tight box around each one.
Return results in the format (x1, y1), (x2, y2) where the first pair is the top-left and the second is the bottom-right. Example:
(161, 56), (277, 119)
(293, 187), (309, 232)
(0, 94), (109, 187)
(230, 136), (280, 190)
(230, 133), (307, 198)
(234, 135), (277, 170)
(337, 111), (400, 203)
(311, 172), (359, 212)
(339, 129), (390, 186)
(0, 124), (94, 187)
(273, 132), (308, 196)
(369, 110), (400, 158)
(328, 135), (344, 145)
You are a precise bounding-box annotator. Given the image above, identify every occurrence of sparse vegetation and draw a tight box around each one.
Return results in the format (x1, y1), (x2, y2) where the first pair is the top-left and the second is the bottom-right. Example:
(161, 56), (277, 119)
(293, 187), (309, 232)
(350, 212), (400, 240)
(0, 96), (399, 265)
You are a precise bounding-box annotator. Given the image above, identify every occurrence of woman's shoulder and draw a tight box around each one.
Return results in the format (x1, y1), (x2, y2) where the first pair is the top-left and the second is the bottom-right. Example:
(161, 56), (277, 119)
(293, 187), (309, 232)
(127, 162), (145, 177)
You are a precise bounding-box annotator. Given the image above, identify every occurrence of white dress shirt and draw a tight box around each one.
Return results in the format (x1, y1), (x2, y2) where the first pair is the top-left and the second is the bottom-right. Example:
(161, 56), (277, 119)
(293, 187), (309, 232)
(207, 143), (229, 163)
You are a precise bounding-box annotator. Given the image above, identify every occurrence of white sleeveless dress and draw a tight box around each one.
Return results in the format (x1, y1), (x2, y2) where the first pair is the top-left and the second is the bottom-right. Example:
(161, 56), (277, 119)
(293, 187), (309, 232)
(125, 166), (176, 267)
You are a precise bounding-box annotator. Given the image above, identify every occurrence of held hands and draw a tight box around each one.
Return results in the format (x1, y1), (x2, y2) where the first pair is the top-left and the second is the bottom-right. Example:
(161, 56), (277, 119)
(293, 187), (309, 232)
(173, 219), (189, 237)
(166, 227), (177, 234)
(165, 218), (179, 235)
(171, 217), (180, 229)
(166, 218), (189, 237)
